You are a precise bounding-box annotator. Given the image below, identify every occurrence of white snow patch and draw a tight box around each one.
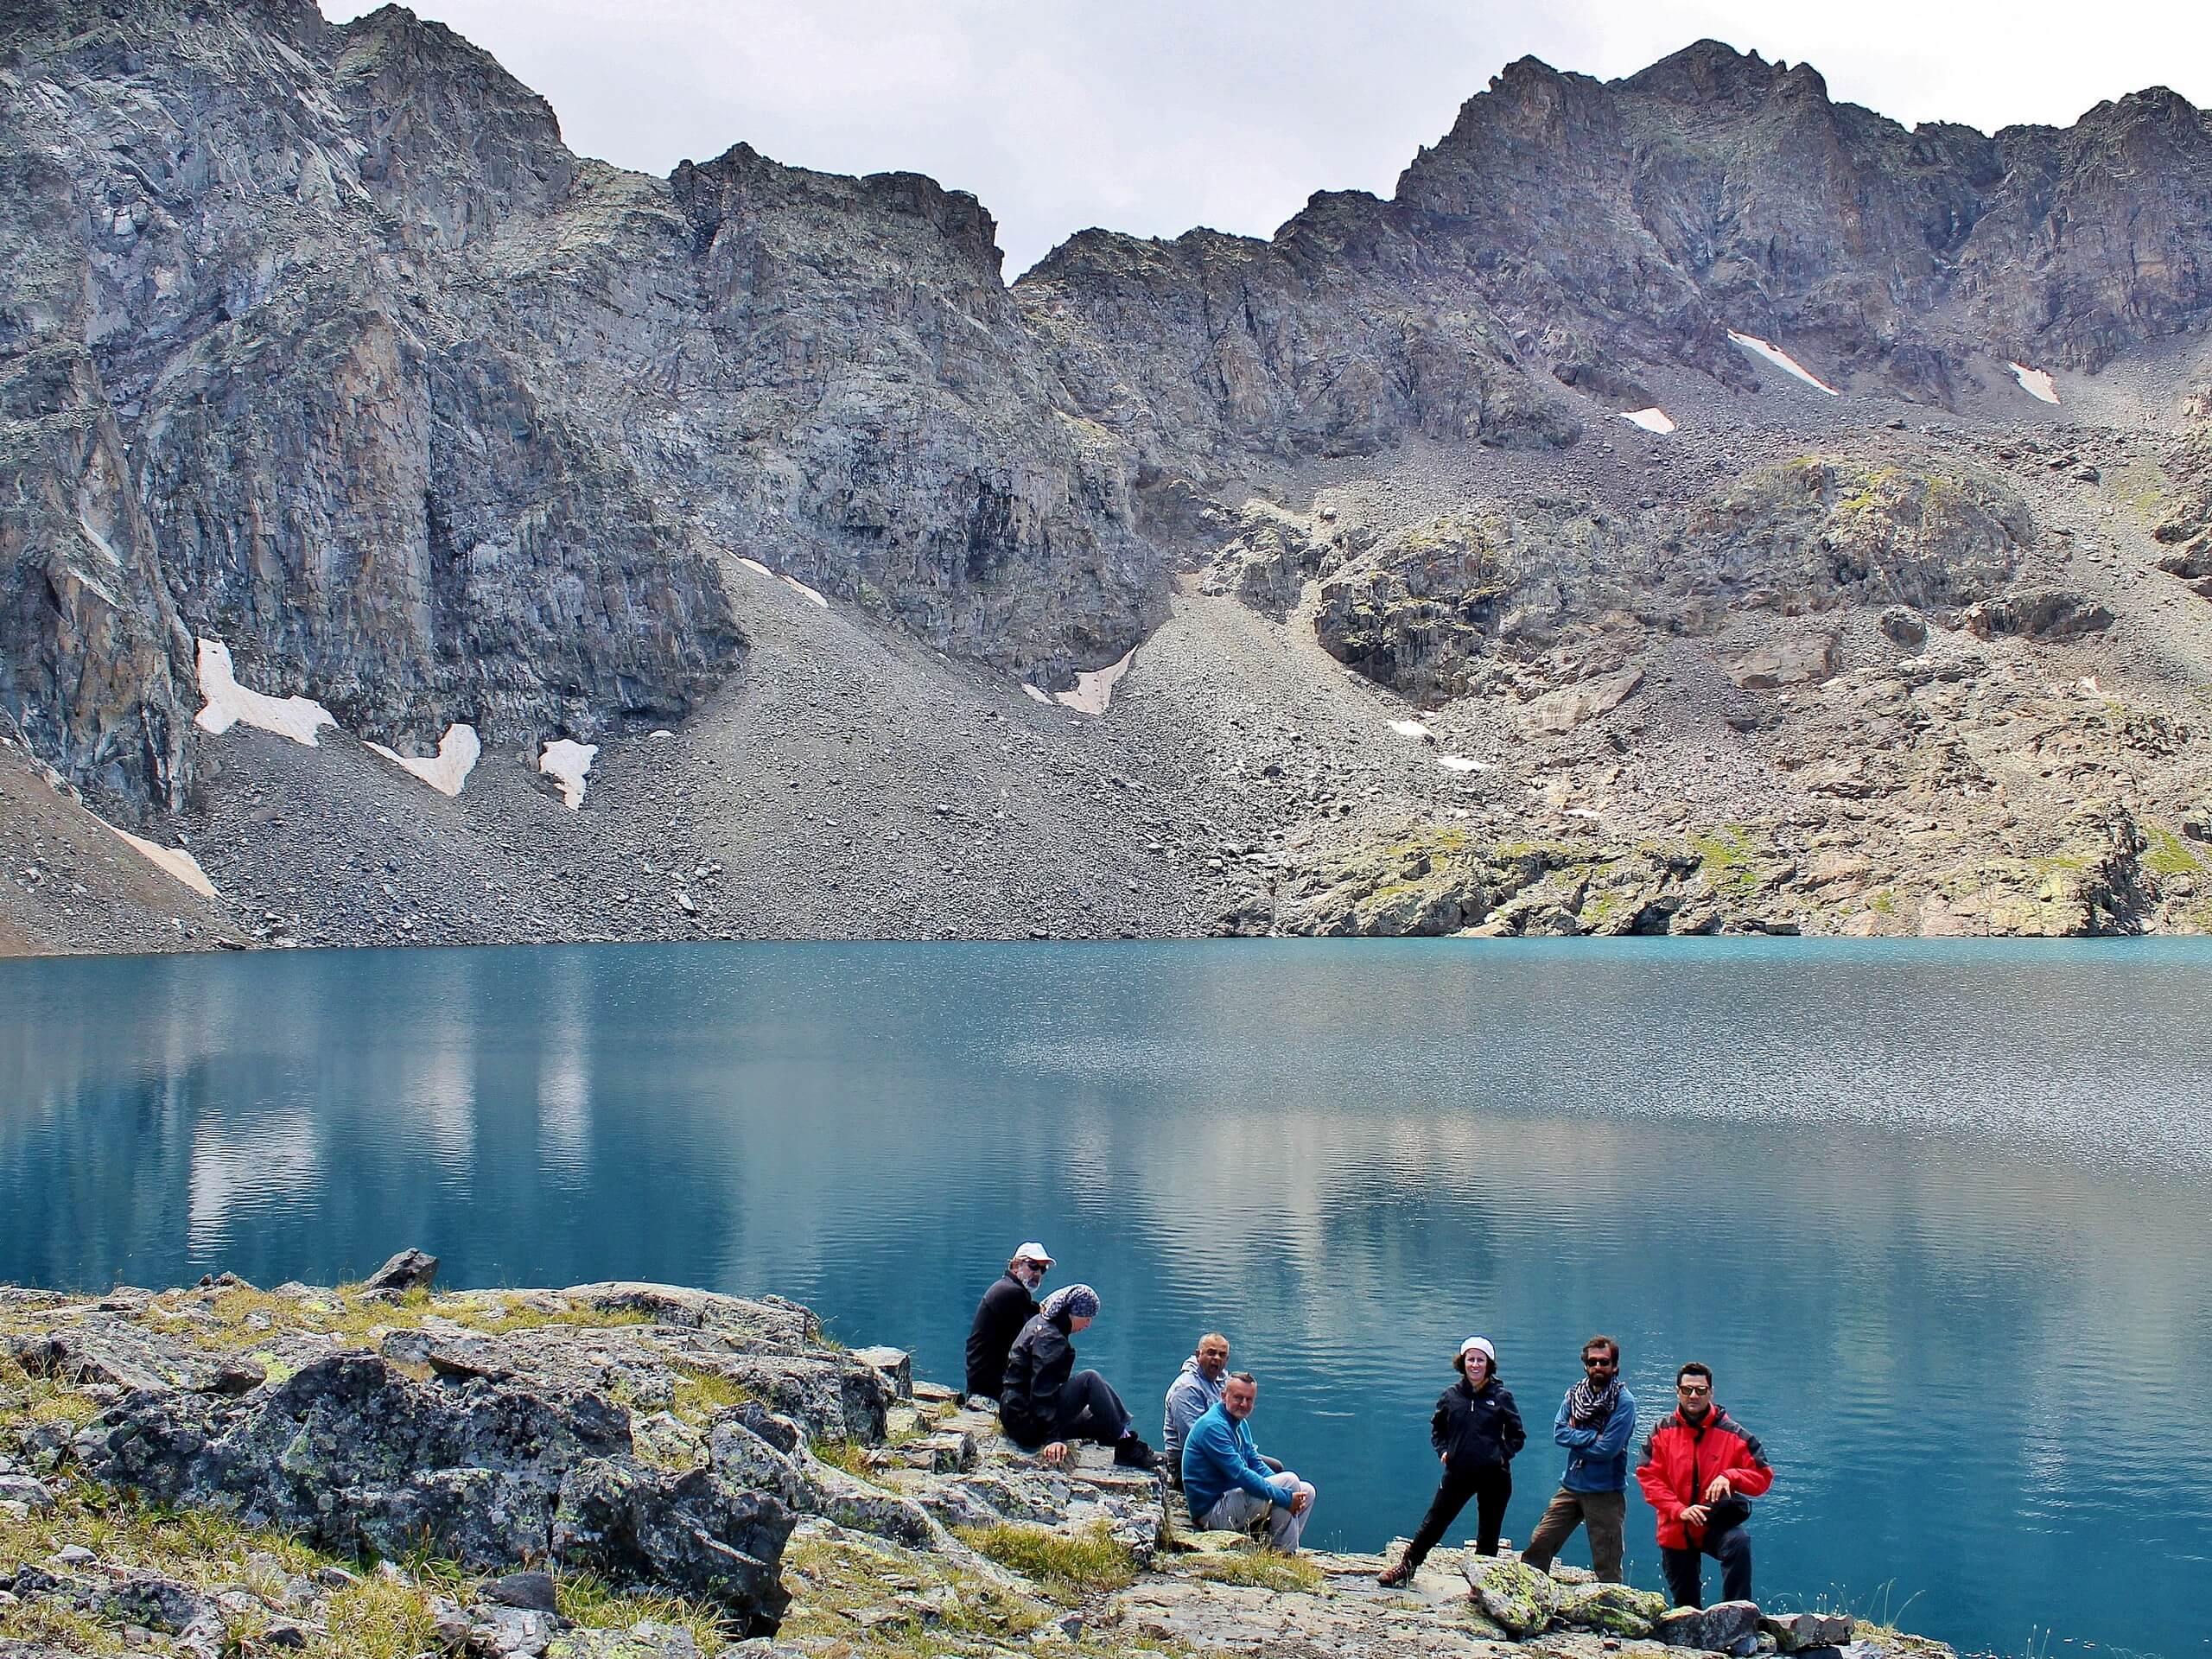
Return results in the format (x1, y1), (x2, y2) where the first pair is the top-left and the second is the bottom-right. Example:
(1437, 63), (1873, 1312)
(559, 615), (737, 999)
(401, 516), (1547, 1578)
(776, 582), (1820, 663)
(1436, 755), (1491, 773)
(1727, 330), (1840, 396)
(1618, 406), (1677, 434)
(106, 820), (217, 898)
(193, 638), (336, 746)
(1020, 683), (1053, 704)
(365, 723), (480, 798)
(2008, 362), (2062, 405)
(1054, 649), (1135, 715)
(539, 739), (597, 810)
(1388, 718), (1434, 739)
(734, 556), (829, 607)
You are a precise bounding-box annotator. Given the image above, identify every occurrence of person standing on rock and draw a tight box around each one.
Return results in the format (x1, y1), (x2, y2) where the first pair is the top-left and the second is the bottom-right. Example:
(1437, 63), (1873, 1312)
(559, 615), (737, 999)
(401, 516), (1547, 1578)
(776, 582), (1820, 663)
(1180, 1371), (1317, 1552)
(1636, 1362), (1771, 1608)
(1377, 1336), (1526, 1586)
(964, 1242), (1052, 1403)
(998, 1283), (1160, 1470)
(1518, 1334), (1637, 1583)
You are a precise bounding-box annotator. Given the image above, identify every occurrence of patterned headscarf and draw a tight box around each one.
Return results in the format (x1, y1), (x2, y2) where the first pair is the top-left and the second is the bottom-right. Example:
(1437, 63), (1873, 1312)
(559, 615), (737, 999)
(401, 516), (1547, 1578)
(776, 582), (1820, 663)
(1041, 1284), (1099, 1322)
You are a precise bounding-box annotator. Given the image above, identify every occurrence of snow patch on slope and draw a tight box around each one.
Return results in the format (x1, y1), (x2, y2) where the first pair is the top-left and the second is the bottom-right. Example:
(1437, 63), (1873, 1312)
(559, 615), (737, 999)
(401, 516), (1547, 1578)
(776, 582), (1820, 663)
(1054, 650), (1135, 715)
(193, 638), (336, 746)
(1727, 331), (1840, 396)
(736, 556), (830, 608)
(1388, 718), (1434, 739)
(105, 820), (217, 898)
(1618, 407), (1676, 434)
(2008, 362), (2062, 405)
(366, 724), (480, 798)
(539, 740), (597, 810)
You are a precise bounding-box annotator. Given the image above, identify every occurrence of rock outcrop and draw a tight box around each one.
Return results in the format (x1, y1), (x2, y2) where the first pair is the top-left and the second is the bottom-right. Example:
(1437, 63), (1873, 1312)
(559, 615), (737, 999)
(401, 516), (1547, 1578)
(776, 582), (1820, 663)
(0, 1262), (1971, 1659)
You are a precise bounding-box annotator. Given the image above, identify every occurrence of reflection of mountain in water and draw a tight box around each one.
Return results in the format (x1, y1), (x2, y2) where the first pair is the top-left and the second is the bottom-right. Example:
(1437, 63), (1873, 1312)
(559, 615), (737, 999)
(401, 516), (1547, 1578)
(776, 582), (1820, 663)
(2, 940), (2209, 1656)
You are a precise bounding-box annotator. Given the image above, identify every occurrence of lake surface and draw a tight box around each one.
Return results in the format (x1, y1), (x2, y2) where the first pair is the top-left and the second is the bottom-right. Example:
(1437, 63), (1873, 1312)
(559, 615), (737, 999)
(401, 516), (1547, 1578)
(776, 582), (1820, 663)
(3, 939), (2209, 1656)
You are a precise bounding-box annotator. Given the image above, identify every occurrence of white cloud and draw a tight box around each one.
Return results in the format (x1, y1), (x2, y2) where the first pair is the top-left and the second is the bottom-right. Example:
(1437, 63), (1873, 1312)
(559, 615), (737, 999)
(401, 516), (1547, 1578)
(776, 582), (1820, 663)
(325, 0), (2212, 277)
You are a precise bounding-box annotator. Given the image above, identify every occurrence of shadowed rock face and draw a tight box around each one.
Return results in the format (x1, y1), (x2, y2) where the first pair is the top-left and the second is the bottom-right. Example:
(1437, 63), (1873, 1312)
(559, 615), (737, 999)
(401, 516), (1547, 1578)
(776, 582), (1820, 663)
(4, 7), (2212, 812)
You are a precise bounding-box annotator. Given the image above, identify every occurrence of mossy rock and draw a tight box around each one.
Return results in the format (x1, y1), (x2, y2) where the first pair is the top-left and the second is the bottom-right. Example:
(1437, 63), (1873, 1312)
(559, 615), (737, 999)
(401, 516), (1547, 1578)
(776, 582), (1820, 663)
(1464, 1555), (1557, 1637)
(1557, 1580), (1669, 1637)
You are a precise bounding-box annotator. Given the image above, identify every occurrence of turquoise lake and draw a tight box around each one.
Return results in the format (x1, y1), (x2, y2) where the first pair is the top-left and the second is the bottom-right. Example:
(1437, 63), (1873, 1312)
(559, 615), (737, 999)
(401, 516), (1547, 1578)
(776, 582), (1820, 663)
(3, 938), (2209, 1656)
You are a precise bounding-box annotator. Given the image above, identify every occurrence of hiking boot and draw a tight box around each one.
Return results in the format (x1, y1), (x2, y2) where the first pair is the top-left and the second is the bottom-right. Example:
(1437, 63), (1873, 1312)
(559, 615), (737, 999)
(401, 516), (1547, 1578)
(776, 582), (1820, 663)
(1112, 1435), (1159, 1471)
(1376, 1554), (1417, 1588)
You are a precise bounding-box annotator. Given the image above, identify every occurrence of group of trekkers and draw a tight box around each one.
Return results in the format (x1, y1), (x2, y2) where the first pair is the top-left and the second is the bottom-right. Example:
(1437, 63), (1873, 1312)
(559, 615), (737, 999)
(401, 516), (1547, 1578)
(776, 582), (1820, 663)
(964, 1243), (1773, 1610)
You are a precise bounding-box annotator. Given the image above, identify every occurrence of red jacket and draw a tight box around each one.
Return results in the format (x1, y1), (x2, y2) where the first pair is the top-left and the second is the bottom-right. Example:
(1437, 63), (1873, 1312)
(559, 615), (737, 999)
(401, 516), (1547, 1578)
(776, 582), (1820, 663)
(1636, 1405), (1773, 1549)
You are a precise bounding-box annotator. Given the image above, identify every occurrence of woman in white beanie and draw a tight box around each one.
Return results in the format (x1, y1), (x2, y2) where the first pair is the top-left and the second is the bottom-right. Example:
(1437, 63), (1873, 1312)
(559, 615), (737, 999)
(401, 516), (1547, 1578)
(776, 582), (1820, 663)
(1377, 1335), (1527, 1586)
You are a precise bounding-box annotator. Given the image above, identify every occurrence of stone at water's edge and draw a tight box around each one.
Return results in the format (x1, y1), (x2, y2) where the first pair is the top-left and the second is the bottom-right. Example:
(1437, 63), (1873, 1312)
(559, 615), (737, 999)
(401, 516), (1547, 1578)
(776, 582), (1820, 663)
(1465, 1554), (1560, 1637)
(1554, 1579), (1669, 1636)
(362, 1246), (439, 1294)
(1658, 1599), (1764, 1654)
(1764, 1611), (1857, 1651)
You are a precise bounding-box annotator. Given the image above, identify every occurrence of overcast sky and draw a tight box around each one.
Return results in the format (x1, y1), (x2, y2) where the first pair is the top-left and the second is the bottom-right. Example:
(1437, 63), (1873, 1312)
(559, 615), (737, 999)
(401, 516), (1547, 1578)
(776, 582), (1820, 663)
(326, 0), (2209, 277)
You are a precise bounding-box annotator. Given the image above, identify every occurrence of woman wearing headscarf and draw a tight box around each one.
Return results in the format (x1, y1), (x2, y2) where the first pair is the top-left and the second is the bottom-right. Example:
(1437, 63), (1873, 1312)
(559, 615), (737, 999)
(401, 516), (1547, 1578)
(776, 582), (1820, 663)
(1376, 1335), (1526, 1586)
(997, 1284), (1159, 1470)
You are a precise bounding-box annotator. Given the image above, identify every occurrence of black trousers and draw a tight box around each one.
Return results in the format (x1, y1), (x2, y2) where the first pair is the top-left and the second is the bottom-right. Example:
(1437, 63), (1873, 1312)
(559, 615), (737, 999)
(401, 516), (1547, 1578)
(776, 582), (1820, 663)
(1051, 1370), (1133, 1445)
(1662, 1523), (1753, 1607)
(1403, 1462), (1511, 1567)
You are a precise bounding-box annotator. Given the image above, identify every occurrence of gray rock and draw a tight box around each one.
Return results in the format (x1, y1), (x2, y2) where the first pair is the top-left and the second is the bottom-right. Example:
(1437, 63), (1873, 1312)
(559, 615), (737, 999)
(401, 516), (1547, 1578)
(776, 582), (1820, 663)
(849, 1346), (914, 1400)
(1658, 1599), (1764, 1654)
(1763, 1611), (1856, 1651)
(550, 1459), (791, 1633)
(0, 1475), (54, 1510)
(362, 1248), (440, 1294)
(486, 1571), (561, 1613)
(1462, 1554), (1558, 1637)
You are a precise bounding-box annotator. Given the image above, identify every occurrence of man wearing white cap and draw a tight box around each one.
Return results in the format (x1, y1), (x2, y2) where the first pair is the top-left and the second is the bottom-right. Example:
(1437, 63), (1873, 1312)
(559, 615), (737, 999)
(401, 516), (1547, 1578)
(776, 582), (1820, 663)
(965, 1243), (1052, 1402)
(1377, 1335), (1526, 1586)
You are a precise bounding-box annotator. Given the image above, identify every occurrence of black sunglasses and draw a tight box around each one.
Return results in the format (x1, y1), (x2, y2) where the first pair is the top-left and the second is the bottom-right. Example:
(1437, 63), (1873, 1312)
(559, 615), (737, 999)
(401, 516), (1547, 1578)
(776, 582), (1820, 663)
(1583, 1356), (1618, 1368)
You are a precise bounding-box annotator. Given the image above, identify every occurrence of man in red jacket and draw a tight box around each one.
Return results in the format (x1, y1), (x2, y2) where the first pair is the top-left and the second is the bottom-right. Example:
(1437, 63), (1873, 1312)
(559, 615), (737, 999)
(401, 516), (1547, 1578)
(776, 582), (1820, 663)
(1636, 1363), (1772, 1607)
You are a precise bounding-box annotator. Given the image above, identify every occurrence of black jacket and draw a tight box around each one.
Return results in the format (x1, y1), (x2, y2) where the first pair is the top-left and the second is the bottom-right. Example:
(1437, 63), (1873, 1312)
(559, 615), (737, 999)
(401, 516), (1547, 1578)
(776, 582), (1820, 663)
(997, 1310), (1075, 1446)
(1431, 1376), (1527, 1472)
(965, 1272), (1039, 1399)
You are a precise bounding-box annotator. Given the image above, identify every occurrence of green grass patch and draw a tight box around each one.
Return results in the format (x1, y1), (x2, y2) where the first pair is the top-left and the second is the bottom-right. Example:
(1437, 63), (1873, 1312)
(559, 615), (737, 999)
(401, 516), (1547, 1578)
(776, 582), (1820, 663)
(319, 1573), (446, 1659)
(2144, 823), (2205, 878)
(1692, 824), (1764, 898)
(810, 1436), (877, 1478)
(556, 1571), (732, 1652)
(0, 1351), (103, 1427)
(954, 1522), (1137, 1597)
(1191, 1548), (1324, 1592)
(665, 1362), (757, 1424)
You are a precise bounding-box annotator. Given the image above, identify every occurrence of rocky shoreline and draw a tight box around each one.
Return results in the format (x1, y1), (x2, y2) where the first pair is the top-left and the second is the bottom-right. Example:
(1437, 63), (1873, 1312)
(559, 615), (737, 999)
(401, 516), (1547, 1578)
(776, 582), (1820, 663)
(0, 1252), (1963, 1659)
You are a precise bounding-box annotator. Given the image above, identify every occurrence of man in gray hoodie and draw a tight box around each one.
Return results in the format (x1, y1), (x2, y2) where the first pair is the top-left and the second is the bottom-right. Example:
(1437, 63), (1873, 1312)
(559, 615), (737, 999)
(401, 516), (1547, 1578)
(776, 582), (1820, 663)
(1162, 1332), (1230, 1486)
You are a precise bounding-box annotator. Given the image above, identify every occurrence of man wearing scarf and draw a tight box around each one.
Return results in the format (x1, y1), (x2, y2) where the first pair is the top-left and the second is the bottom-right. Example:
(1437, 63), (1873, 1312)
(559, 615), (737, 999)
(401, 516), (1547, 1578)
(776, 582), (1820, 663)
(1519, 1335), (1637, 1583)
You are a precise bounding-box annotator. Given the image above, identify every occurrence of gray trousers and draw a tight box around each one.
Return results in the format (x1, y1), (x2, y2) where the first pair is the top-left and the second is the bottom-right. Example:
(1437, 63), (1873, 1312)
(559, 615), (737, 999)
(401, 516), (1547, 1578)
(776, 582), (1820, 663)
(1199, 1474), (1317, 1553)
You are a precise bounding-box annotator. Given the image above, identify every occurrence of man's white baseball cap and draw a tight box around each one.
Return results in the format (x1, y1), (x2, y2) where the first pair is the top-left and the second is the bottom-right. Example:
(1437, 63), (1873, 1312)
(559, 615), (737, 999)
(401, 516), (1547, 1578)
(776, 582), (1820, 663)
(1013, 1242), (1054, 1266)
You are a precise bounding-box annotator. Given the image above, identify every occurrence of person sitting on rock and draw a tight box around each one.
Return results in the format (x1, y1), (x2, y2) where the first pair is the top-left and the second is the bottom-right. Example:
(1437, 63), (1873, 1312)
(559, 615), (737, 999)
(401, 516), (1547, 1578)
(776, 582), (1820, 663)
(1518, 1333), (1638, 1584)
(1180, 1371), (1316, 1552)
(1162, 1332), (1283, 1491)
(964, 1241), (1052, 1403)
(1377, 1336), (1525, 1586)
(997, 1283), (1159, 1469)
(1161, 1331), (1230, 1487)
(1636, 1362), (1772, 1608)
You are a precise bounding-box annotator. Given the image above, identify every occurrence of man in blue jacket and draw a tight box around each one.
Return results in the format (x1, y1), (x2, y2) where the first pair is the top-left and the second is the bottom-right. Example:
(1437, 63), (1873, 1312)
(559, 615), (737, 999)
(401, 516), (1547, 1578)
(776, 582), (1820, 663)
(1519, 1334), (1637, 1582)
(1180, 1372), (1317, 1552)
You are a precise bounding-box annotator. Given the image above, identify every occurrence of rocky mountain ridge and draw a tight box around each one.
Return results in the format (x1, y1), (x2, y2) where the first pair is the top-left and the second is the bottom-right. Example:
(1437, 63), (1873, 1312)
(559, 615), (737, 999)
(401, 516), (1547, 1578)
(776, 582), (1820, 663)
(3, 3), (2212, 946)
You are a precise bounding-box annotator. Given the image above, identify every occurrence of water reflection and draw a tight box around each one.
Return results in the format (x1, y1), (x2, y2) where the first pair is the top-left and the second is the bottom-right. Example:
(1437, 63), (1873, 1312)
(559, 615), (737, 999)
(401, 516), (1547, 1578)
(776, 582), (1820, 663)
(2, 939), (2209, 1656)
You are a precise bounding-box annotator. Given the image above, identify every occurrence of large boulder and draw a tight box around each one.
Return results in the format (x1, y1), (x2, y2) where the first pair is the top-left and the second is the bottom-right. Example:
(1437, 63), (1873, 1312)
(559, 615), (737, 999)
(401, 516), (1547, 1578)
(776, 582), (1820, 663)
(1658, 1599), (1764, 1654)
(1764, 1611), (1857, 1652)
(1463, 1555), (1558, 1637)
(1556, 1580), (1669, 1637)
(70, 1354), (792, 1629)
(550, 1459), (791, 1634)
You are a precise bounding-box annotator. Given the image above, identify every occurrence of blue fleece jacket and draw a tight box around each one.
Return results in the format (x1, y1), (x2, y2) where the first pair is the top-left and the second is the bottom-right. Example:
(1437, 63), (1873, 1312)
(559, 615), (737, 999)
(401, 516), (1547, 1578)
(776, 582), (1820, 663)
(1180, 1400), (1282, 1522)
(1554, 1387), (1637, 1492)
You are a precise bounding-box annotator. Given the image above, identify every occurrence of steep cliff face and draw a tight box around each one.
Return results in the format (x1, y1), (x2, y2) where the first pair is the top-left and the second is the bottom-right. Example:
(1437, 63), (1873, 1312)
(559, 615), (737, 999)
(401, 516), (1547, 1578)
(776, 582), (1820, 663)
(5, 8), (2212, 821)
(0, 0), (1164, 810)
